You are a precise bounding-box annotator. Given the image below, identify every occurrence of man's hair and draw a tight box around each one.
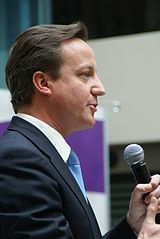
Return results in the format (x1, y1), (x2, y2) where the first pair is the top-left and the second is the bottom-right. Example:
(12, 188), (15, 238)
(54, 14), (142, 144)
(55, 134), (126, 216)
(5, 21), (88, 113)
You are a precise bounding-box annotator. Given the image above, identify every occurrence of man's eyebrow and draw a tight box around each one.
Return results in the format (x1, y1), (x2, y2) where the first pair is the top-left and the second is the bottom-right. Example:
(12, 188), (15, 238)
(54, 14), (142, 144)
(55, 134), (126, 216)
(78, 64), (95, 70)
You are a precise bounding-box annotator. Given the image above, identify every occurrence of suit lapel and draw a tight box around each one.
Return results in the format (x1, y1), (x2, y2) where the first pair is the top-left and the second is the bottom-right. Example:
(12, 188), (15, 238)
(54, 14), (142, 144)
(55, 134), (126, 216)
(8, 116), (92, 220)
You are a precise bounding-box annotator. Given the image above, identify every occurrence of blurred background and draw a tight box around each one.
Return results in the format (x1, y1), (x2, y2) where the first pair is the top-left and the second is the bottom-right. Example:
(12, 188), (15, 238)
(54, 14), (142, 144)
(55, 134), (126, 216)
(1, 0), (160, 230)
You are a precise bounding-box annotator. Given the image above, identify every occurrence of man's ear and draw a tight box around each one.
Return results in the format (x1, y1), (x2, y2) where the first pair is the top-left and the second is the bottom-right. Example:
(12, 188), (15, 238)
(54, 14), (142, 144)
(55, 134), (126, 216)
(32, 71), (52, 96)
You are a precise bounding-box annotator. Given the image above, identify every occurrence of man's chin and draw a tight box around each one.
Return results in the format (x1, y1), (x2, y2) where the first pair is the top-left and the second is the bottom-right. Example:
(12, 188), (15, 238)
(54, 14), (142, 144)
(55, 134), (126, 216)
(82, 118), (96, 130)
(70, 117), (96, 134)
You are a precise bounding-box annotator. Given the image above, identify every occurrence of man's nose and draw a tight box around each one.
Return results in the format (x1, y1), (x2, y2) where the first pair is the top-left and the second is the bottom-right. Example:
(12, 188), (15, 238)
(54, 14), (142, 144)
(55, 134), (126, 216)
(91, 77), (106, 96)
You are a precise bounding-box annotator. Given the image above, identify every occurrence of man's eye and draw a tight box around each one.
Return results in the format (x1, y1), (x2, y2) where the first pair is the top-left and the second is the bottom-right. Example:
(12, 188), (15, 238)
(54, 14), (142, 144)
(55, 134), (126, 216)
(82, 72), (90, 77)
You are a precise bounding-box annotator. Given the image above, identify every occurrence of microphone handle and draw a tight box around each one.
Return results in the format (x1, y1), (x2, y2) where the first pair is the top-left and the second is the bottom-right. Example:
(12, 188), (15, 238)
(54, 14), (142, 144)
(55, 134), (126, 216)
(131, 161), (151, 199)
(131, 161), (151, 184)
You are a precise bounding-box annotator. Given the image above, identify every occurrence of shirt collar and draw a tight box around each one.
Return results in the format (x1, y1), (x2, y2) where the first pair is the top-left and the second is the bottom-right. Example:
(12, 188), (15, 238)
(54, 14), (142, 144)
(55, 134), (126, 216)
(16, 113), (71, 163)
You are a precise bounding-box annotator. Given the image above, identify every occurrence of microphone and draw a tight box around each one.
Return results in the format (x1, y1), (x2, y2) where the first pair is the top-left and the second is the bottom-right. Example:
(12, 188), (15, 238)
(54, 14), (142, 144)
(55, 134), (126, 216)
(124, 144), (151, 184)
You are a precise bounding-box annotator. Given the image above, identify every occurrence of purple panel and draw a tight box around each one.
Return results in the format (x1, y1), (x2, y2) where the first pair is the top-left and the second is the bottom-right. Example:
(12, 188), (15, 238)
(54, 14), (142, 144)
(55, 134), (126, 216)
(67, 121), (104, 193)
(0, 121), (10, 137)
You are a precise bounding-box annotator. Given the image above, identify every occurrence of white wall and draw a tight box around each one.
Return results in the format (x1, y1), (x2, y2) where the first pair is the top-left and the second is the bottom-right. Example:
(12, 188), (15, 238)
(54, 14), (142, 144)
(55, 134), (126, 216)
(89, 31), (160, 145)
(0, 89), (14, 121)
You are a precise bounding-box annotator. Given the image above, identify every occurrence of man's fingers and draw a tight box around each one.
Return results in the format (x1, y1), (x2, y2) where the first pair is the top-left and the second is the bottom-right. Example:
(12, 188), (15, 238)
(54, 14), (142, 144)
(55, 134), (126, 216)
(132, 174), (160, 204)
(132, 184), (153, 203)
(144, 197), (158, 224)
(145, 186), (160, 204)
(150, 174), (160, 190)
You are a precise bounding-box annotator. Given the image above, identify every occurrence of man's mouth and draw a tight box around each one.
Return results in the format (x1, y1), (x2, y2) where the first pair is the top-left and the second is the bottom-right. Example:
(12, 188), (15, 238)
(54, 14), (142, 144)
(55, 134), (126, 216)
(88, 103), (98, 112)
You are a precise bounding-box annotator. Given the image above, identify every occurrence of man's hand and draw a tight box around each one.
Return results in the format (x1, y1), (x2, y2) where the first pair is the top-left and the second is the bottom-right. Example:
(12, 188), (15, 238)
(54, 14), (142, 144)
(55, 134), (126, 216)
(138, 197), (160, 239)
(127, 174), (160, 235)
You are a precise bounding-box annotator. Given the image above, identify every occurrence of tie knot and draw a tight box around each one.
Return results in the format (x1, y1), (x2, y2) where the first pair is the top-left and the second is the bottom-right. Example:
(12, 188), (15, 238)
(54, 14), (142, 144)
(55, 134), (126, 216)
(67, 149), (80, 165)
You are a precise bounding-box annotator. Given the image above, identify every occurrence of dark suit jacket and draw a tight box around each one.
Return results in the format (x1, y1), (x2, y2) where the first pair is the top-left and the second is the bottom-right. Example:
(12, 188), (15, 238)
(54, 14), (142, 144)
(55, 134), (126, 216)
(0, 116), (136, 238)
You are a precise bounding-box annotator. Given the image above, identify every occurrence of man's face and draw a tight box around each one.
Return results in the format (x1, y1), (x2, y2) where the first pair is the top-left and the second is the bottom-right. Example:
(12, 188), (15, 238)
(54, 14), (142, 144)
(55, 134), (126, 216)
(48, 38), (105, 137)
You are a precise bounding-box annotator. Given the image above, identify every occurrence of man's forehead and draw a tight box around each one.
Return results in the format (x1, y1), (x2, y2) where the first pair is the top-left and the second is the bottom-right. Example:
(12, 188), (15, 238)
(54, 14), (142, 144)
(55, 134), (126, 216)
(62, 38), (92, 54)
(60, 38), (96, 70)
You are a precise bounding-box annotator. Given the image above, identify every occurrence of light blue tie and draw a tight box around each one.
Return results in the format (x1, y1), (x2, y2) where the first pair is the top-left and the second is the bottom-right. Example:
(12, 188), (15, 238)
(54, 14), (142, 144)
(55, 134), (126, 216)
(67, 149), (87, 202)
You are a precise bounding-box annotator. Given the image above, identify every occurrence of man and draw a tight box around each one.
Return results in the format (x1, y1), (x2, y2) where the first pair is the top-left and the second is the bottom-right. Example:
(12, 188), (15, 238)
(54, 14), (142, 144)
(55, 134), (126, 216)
(0, 21), (160, 238)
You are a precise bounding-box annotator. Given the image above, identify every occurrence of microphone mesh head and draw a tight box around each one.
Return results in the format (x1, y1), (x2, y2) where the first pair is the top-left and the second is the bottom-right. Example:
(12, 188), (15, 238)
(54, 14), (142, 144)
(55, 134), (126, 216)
(124, 144), (144, 166)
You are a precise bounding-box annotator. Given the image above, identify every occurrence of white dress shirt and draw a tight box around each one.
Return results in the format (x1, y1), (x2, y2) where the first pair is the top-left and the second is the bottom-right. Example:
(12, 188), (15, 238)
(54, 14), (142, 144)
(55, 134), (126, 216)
(16, 113), (71, 163)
